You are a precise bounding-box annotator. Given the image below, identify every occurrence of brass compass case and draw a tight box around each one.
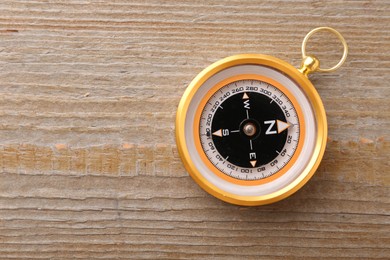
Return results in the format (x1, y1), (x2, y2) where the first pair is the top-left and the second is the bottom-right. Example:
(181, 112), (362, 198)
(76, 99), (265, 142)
(176, 28), (347, 206)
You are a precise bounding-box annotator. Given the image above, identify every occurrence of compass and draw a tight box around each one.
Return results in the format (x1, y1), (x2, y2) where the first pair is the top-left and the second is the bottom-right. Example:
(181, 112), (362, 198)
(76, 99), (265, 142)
(176, 27), (348, 206)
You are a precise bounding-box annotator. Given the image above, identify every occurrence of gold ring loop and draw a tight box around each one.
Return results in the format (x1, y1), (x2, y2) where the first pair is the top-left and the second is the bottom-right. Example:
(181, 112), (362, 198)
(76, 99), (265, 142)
(301, 27), (348, 73)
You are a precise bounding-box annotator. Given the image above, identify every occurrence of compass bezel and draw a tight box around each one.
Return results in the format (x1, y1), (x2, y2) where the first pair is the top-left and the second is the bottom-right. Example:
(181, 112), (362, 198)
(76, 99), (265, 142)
(176, 54), (327, 206)
(193, 74), (306, 185)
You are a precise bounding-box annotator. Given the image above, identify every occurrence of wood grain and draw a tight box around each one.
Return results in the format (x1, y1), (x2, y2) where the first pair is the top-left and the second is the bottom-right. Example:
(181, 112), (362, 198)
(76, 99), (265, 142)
(0, 0), (389, 259)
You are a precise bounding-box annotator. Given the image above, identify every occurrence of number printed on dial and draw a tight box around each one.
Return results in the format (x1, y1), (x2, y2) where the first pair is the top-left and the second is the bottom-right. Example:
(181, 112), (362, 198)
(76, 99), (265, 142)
(198, 75), (302, 183)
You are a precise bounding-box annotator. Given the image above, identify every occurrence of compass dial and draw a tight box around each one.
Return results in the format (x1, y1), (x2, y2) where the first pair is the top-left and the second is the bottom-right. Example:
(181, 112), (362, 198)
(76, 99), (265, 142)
(199, 76), (301, 183)
(196, 74), (305, 185)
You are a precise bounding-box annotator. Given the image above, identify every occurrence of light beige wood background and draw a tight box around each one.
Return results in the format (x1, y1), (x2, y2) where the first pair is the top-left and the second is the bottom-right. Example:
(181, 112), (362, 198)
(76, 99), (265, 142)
(0, 0), (389, 259)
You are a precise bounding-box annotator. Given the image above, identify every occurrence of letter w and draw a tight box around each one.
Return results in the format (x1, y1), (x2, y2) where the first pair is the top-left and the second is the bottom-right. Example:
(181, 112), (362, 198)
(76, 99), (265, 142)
(243, 100), (250, 109)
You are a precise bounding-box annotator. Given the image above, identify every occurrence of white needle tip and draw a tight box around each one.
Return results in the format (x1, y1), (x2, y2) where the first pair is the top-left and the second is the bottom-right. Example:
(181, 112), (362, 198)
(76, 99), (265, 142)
(250, 160), (256, 167)
(277, 120), (291, 133)
(212, 129), (222, 137)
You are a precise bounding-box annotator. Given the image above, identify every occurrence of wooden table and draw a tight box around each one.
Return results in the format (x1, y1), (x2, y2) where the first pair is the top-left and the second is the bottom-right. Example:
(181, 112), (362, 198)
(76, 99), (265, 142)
(0, 1), (389, 259)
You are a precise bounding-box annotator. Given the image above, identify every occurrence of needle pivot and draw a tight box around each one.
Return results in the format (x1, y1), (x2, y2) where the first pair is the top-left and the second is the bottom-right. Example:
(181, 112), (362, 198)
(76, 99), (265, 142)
(243, 122), (257, 137)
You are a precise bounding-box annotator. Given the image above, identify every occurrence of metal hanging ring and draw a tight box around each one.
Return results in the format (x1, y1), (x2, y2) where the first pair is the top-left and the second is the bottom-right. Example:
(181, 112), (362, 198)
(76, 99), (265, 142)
(301, 27), (348, 73)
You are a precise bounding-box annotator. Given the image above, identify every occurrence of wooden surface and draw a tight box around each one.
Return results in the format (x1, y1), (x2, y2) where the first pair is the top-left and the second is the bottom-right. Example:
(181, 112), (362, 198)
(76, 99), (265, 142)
(0, 0), (389, 259)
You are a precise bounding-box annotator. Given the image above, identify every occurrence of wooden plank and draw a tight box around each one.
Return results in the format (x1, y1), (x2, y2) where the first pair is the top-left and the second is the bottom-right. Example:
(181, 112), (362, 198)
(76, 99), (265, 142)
(0, 0), (389, 259)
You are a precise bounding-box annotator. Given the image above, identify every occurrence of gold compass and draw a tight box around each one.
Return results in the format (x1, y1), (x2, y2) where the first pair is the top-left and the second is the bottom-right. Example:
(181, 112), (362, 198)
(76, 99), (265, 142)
(176, 27), (348, 206)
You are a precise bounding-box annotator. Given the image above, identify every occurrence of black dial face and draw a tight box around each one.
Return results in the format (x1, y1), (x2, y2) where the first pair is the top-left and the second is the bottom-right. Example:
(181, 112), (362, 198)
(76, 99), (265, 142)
(211, 91), (287, 168)
(199, 77), (300, 180)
